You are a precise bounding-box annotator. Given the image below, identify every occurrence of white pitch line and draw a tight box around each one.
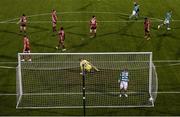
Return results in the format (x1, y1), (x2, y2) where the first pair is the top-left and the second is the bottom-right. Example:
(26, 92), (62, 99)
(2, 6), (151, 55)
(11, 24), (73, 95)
(0, 92), (180, 96)
(0, 66), (16, 69)
(0, 94), (17, 96)
(0, 62), (17, 64)
(0, 20), (168, 24)
(156, 92), (180, 94)
(1, 11), (178, 24)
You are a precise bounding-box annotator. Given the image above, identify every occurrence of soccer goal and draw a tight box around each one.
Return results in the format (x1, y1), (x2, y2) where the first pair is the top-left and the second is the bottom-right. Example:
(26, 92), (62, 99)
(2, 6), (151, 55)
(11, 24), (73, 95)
(16, 52), (158, 109)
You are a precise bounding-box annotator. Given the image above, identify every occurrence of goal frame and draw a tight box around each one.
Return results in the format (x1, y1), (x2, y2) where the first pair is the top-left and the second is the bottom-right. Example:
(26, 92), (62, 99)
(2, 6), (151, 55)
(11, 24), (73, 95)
(16, 52), (157, 109)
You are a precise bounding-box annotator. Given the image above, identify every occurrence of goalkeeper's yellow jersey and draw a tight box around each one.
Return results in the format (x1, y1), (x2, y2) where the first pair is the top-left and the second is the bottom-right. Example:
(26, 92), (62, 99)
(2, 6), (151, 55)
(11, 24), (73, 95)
(80, 60), (92, 72)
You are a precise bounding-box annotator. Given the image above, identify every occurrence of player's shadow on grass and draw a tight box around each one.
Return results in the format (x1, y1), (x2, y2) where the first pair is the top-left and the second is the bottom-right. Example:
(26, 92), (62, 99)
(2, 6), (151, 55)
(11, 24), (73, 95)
(116, 14), (129, 20)
(155, 38), (164, 51)
(31, 42), (55, 49)
(70, 35), (96, 50)
(120, 33), (142, 39)
(136, 39), (147, 51)
(0, 54), (17, 61)
(97, 31), (121, 37)
(157, 32), (180, 40)
(175, 47), (180, 59)
(66, 31), (87, 37)
(0, 29), (23, 36)
(28, 25), (50, 34)
(76, 2), (92, 11)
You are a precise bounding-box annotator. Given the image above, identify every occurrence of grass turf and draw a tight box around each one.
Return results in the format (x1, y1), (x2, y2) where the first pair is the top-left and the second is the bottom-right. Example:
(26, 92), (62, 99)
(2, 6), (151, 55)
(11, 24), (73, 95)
(0, 0), (180, 116)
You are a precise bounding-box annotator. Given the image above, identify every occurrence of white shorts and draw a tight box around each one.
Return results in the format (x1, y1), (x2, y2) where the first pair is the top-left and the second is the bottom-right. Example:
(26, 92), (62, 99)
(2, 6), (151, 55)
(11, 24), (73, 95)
(120, 81), (128, 90)
(132, 10), (136, 16)
(164, 19), (170, 24)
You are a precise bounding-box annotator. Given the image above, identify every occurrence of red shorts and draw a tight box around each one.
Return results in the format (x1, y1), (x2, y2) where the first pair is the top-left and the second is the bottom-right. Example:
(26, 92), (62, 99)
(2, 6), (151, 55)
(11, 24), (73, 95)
(52, 22), (57, 26)
(145, 29), (149, 33)
(24, 48), (30, 53)
(91, 26), (97, 30)
(59, 37), (65, 43)
(21, 23), (26, 27)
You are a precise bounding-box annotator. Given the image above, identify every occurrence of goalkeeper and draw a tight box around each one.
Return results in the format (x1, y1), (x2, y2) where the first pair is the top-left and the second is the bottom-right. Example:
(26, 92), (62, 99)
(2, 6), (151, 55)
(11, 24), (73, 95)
(79, 58), (100, 74)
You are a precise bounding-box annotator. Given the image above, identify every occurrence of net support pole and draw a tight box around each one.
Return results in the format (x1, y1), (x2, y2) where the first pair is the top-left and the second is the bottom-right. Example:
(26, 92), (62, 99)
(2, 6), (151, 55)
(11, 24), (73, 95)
(149, 53), (153, 99)
(82, 64), (86, 116)
(16, 53), (23, 108)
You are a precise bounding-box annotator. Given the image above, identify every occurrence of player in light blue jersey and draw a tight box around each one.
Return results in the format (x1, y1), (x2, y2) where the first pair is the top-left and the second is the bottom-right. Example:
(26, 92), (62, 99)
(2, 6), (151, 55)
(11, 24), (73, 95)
(129, 2), (140, 20)
(158, 10), (172, 30)
(118, 69), (129, 97)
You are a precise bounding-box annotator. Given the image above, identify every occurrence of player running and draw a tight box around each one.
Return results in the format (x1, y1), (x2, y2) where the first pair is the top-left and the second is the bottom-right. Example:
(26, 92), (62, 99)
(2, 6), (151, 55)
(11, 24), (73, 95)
(129, 2), (140, 20)
(118, 69), (129, 97)
(79, 58), (100, 75)
(56, 27), (66, 51)
(144, 17), (151, 40)
(90, 16), (97, 38)
(17, 14), (27, 33)
(51, 9), (58, 32)
(21, 35), (31, 62)
(158, 10), (172, 30)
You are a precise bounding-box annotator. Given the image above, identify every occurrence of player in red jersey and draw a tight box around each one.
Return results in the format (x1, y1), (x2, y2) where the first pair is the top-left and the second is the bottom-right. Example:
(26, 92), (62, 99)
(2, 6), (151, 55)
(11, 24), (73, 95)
(51, 9), (58, 32)
(90, 16), (97, 38)
(144, 17), (151, 40)
(17, 14), (27, 33)
(56, 27), (66, 51)
(21, 35), (31, 61)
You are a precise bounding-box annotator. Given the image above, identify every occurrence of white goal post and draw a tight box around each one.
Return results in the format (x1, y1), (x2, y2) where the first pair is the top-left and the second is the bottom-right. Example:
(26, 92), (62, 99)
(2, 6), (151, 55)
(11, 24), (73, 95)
(16, 52), (158, 109)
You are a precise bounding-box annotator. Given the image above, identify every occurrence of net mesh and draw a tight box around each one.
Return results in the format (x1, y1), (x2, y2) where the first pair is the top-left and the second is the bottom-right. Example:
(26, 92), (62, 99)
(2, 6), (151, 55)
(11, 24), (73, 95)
(16, 53), (158, 108)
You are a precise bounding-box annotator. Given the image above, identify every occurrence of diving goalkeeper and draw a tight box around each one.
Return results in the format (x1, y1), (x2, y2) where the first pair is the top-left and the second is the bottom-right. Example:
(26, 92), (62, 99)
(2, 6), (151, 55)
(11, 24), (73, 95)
(79, 58), (100, 74)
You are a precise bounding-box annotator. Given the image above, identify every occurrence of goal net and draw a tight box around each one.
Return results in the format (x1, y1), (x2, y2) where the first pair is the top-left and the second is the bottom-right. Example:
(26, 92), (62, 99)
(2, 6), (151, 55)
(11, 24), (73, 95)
(16, 52), (158, 109)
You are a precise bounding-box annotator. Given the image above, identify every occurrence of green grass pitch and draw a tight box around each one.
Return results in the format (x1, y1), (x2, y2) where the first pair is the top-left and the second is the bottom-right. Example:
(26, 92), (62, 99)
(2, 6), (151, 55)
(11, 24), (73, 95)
(0, 0), (180, 116)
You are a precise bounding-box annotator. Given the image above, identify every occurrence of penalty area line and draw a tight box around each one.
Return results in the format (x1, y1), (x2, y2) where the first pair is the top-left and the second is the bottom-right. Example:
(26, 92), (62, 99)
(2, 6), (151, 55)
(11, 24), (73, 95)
(1, 11), (177, 24)
(1, 20), (180, 24)
(0, 66), (16, 69)
(0, 94), (17, 96)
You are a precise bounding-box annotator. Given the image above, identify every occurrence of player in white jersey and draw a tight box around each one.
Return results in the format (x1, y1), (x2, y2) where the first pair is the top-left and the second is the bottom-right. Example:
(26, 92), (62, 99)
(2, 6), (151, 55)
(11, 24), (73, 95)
(158, 10), (172, 30)
(118, 69), (129, 97)
(129, 2), (140, 20)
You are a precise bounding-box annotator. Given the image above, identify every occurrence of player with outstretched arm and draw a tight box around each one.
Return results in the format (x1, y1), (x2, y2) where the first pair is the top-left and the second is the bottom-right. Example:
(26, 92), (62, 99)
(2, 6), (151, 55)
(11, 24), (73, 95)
(118, 69), (129, 97)
(79, 58), (100, 75)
